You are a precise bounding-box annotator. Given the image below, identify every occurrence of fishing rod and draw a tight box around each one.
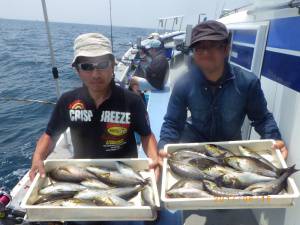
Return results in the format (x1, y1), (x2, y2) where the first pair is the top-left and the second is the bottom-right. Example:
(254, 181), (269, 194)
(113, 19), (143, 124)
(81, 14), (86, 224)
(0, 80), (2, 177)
(0, 97), (56, 105)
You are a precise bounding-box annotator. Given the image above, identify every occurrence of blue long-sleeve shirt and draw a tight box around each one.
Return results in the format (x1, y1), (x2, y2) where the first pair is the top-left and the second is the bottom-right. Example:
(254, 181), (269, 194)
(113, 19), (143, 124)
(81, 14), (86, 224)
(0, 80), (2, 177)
(158, 62), (281, 149)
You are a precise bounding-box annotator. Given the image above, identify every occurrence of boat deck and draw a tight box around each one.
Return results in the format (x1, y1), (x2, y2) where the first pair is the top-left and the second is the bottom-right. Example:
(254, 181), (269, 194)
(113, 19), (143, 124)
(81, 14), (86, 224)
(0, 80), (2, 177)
(8, 41), (259, 225)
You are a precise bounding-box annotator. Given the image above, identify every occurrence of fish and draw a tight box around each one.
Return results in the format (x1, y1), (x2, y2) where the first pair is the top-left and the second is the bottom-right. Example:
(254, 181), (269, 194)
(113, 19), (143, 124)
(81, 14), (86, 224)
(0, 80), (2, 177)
(33, 193), (75, 205)
(224, 156), (279, 177)
(216, 171), (276, 189)
(115, 161), (145, 183)
(201, 164), (237, 179)
(49, 166), (97, 182)
(86, 166), (148, 186)
(204, 144), (234, 158)
(203, 180), (254, 197)
(107, 185), (145, 200)
(74, 189), (132, 206)
(39, 182), (87, 196)
(168, 159), (214, 181)
(94, 195), (132, 206)
(74, 185), (144, 201)
(142, 184), (156, 207)
(245, 165), (298, 195)
(80, 178), (111, 190)
(168, 179), (204, 191)
(37, 198), (97, 207)
(167, 187), (213, 198)
(185, 157), (218, 170)
(238, 145), (279, 172)
(170, 149), (221, 164)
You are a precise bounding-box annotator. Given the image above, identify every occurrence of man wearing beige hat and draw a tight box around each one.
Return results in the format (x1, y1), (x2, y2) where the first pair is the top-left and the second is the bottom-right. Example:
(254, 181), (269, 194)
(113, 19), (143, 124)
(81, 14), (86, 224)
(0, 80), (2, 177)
(29, 33), (160, 181)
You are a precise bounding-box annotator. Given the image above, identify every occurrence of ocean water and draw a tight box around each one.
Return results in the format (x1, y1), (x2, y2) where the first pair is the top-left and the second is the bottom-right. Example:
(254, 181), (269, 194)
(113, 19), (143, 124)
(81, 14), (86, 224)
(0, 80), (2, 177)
(0, 18), (152, 191)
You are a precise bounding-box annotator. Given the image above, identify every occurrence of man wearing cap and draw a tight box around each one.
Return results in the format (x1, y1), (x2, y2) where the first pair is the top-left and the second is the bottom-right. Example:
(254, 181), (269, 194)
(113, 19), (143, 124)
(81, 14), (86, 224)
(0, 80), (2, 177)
(29, 33), (160, 181)
(130, 39), (169, 91)
(158, 20), (288, 158)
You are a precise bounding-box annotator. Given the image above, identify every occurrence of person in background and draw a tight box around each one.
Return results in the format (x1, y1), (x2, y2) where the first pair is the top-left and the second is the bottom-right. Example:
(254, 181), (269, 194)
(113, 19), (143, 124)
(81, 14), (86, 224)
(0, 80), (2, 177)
(130, 39), (169, 92)
(158, 20), (288, 159)
(29, 33), (160, 182)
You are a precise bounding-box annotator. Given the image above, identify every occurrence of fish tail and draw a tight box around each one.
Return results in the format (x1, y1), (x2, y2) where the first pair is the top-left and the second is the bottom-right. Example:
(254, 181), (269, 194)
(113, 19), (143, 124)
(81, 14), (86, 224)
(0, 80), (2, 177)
(278, 164), (299, 178)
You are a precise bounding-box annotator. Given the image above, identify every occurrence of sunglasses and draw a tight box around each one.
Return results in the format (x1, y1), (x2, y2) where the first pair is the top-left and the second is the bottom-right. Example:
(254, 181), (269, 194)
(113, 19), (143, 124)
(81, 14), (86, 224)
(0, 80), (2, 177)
(193, 42), (226, 53)
(77, 61), (111, 71)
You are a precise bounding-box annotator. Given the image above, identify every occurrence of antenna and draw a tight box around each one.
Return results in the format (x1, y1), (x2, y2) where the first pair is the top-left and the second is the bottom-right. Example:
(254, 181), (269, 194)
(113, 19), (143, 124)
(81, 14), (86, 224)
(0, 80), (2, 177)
(109, 0), (114, 52)
(40, 0), (70, 147)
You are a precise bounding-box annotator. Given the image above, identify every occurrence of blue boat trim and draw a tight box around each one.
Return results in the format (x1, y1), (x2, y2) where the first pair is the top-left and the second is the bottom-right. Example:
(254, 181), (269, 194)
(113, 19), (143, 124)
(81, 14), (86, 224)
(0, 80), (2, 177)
(267, 16), (300, 51)
(232, 29), (257, 45)
(230, 44), (254, 70)
(261, 50), (300, 93)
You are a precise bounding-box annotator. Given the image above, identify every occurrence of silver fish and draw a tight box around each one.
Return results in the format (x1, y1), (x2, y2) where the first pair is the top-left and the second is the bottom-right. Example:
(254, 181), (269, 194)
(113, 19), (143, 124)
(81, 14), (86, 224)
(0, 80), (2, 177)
(167, 187), (213, 198)
(202, 164), (237, 179)
(33, 193), (75, 205)
(204, 144), (234, 158)
(49, 166), (97, 182)
(38, 198), (97, 207)
(224, 156), (278, 177)
(142, 184), (156, 207)
(74, 189), (132, 206)
(107, 185), (145, 200)
(80, 178), (111, 189)
(238, 145), (279, 172)
(203, 180), (254, 197)
(186, 157), (218, 170)
(87, 166), (147, 186)
(39, 182), (87, 196)
(75, 185), (144, 201)
(245, 165), (298, 195)
(170, 149), (221, 164)
(216, 171), (276, 189)
(168, 179), (204, 190)
(115, 161), (145, 183)
(168, 159), (214, 181)
(94, 195), (132, 206)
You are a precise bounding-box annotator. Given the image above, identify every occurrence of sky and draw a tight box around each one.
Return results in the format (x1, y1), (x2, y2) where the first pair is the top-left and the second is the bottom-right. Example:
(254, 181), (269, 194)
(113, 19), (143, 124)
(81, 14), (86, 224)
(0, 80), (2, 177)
(0, 0), (253, 29)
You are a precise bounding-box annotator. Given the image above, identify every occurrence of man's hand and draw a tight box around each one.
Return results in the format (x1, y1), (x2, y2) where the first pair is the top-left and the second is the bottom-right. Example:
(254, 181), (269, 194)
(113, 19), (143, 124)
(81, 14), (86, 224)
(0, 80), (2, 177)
(29, 157), (46, 181)
(272, 140), (288, 160)
(158, 149), (169, 166)
(129, 77), (140, 93)
(149, 158), (160, 181)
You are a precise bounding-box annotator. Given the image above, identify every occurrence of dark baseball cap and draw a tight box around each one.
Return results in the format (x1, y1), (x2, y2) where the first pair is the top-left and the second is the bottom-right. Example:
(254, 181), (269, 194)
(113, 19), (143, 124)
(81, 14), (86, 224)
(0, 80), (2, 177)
(190, 20), (229, 47)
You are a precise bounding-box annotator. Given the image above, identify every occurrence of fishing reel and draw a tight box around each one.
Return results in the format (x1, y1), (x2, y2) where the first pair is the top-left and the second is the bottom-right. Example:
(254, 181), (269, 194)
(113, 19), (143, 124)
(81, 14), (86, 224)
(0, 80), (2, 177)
(0, 190), (26, 224)
(0, 190), (11, 218)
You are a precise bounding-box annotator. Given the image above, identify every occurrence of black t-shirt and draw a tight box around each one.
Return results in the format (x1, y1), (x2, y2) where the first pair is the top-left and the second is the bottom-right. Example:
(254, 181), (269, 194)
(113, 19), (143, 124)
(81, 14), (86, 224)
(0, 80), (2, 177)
(46, 85), (151, 159)
(146, 52), (169, 90)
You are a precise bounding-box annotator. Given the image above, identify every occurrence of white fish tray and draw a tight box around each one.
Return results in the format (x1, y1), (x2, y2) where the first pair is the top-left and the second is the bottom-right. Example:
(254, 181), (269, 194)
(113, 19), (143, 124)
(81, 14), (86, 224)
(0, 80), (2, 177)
(161, 139), (299, 210)
(22, 158), (160, 221)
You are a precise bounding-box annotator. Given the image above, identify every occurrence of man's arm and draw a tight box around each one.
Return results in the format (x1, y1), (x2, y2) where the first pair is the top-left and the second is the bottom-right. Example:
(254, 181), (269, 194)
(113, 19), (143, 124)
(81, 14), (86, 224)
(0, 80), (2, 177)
(141, 133), (160, 180)
(29, 133), (55, 181)
(29, 95), (69, 180)
(246, 79), (288, 159)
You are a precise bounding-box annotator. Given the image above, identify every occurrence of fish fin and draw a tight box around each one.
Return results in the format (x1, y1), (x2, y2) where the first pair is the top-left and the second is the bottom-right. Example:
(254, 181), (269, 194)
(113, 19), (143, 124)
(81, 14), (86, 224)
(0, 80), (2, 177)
(49, 177), (55, 185)
(142, 177), (151, 185)
(214, 175), (224, 187)
(101, 173), (111, 178)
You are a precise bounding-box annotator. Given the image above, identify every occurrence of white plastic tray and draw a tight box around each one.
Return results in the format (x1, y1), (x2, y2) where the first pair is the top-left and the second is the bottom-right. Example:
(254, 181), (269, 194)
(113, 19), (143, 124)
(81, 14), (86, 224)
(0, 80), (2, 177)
(22, 158), (160, 221)
(161, 139), (299, 210)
